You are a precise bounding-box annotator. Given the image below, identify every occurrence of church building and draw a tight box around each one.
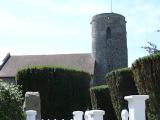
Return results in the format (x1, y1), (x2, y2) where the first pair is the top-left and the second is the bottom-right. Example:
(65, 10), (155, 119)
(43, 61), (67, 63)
(0, 12), (128, 86)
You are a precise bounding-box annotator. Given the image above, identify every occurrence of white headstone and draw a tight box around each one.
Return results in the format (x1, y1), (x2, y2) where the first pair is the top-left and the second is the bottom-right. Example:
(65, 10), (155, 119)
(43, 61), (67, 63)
(23, 92), (41, 120)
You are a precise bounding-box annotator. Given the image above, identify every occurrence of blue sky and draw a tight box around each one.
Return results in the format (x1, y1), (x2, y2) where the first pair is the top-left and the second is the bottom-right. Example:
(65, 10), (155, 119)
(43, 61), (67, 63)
(0, 0), (159, 66)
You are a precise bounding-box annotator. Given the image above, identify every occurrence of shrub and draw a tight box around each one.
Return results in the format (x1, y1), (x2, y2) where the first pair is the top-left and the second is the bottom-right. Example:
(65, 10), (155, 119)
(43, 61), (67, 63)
(132, 53), (160, 120)
(90, 85), (117, 120)
(0, 80), (25, 120)
(106, 68), (138, 120)
(16, 66), (91, 119)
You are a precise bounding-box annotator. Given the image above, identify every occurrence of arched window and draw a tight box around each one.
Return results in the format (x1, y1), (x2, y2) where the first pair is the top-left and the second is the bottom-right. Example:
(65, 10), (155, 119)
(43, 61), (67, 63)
(106, 27), (111, 39)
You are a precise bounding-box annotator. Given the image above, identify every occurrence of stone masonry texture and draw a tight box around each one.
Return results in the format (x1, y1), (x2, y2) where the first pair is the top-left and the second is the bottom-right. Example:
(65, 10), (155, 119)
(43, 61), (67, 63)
(91, 13), (128, 86)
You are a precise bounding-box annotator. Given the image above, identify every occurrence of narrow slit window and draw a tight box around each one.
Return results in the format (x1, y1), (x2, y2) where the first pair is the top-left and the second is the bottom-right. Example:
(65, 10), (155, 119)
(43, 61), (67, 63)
(106, 27), (111, 39)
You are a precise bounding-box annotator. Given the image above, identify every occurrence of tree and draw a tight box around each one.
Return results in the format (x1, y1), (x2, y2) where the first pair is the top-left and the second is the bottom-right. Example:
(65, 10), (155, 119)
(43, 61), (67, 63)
(0, 80), (25, 120)
(141, 41), (160, 54)
(141, 30), (160, 54)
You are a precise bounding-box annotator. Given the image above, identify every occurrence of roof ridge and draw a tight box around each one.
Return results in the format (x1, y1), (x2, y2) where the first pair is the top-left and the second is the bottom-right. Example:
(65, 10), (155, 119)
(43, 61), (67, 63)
(12, 53), (91, 57)
(0, 53), (11, 70)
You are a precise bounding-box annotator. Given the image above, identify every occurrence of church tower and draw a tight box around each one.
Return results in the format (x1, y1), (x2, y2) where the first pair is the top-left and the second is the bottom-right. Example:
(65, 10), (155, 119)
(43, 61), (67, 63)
(91, 13), (128, 86)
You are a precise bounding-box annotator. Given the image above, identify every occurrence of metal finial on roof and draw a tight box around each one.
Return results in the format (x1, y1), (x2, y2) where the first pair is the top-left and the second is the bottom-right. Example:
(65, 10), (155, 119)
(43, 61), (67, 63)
(106, 0), (113, 13)
(111, 0), (113, 13)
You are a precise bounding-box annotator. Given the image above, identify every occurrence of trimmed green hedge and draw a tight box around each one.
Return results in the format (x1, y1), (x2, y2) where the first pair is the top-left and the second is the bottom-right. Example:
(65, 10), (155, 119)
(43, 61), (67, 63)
(106, 68), (138, 120)
(0, 80), (25, 120)
(16, 66), (91, 120)
(132, 53), (160, 120)
(90, 85), (117, 120)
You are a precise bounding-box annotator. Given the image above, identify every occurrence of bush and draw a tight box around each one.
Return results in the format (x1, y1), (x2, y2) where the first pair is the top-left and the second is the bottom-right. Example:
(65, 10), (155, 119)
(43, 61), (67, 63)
(90, 85), (117, 120)
(132, 53), (160, 120)
(0, 80), (25, 120)
(106, 68), (138, 120)
(16, 66), (91, 119)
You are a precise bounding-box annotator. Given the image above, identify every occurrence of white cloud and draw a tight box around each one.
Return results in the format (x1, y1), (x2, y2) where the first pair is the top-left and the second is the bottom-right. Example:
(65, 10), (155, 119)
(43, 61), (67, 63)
(0, 8), (81, 38)
(135, 3), (152, 12)
(16, 0), (49, 5)
(1, 0), (159, 37)
(17, 0), (109, 16)
(48, 2), (108, 16)
(0, 9), (18, 31)
(125, 1), (160, 36)
(6, 0), (110, 37)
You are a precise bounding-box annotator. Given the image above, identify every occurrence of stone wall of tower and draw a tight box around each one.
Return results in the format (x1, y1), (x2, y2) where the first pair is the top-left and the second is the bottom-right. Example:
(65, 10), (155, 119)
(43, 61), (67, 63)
(91, 13), (128, 86)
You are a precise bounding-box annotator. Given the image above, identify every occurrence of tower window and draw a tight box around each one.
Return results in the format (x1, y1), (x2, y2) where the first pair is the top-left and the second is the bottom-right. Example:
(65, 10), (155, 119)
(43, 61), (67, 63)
(106, 27), (111, 39)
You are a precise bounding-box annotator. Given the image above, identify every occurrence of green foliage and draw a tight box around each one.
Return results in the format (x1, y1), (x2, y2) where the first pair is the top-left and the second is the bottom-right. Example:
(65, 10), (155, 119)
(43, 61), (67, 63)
(90, 85), (108, 91)
(0, 80), (25, 120)
(90, 85), (117, 120)
(106, 68), (138, 120)
(16, 66), (91, 120)
(132, 52), (160, 120)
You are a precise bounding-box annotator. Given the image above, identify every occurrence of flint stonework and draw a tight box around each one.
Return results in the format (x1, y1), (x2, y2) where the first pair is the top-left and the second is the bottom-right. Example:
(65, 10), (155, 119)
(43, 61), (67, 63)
(91, 13), (128, 85)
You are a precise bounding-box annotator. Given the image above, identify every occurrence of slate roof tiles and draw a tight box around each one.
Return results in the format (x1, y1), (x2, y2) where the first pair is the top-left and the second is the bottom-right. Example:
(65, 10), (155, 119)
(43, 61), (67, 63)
(0, 53), (94, 77)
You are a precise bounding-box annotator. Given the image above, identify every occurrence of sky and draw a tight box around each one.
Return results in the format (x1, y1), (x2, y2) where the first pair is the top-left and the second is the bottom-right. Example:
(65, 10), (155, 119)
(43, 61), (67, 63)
(0, 0), (160, 66)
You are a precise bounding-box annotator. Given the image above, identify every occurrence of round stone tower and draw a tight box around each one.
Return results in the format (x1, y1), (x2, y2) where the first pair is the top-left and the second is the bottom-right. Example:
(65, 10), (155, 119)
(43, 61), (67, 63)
(91, 13), (128, 86)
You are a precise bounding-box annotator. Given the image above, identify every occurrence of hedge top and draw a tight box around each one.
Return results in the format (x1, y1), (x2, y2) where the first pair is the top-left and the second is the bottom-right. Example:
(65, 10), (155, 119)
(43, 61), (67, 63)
(132, 52), (160, 66)
(90, 85), (108, 91)
(16, 66), (90, 76)
(106, 67), (131, 78)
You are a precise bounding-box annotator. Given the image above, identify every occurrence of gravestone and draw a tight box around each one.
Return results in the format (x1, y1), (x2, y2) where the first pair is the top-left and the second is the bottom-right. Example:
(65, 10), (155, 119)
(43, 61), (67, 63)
(23, 92), (41, 120)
